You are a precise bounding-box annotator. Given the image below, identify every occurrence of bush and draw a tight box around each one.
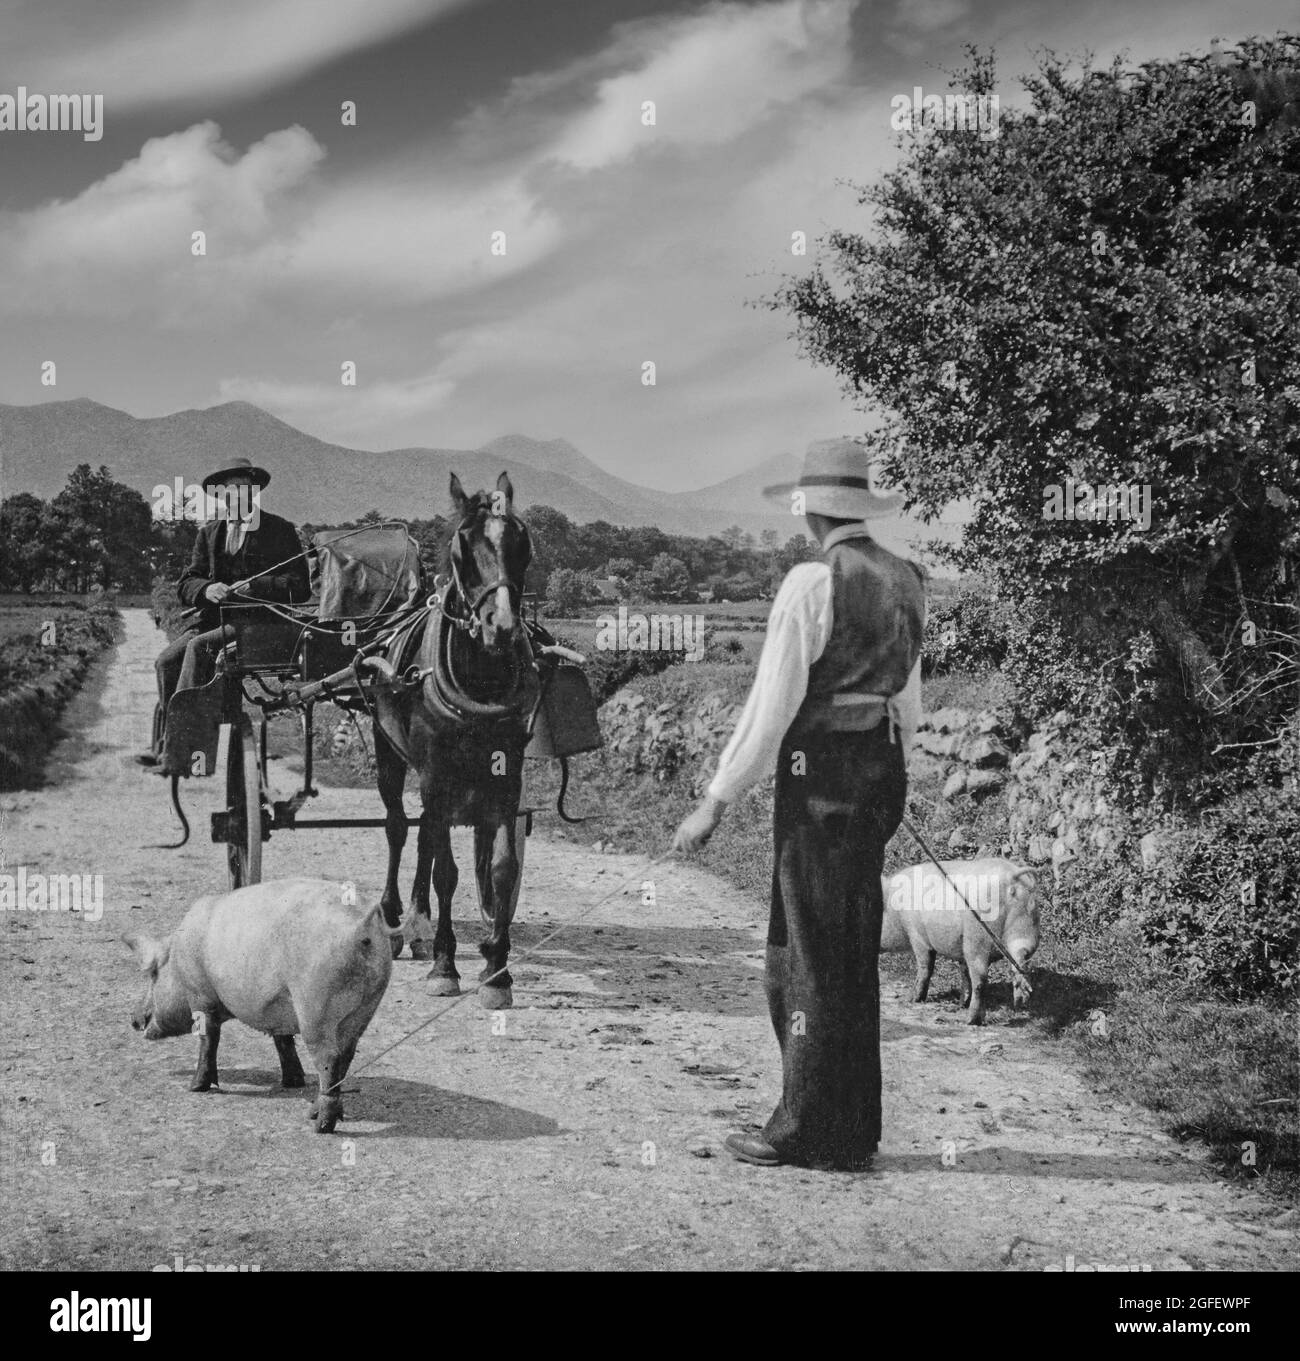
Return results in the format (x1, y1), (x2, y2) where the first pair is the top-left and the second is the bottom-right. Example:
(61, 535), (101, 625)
(0, 601), (119, 789)
(922, 579), (1012, 678)
(1133, 775), (1300, 998)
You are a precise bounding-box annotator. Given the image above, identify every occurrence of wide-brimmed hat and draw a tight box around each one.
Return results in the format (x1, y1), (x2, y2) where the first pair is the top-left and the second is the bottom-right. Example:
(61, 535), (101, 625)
(202, 455), (270, 491)
(762, 438), (903, 520)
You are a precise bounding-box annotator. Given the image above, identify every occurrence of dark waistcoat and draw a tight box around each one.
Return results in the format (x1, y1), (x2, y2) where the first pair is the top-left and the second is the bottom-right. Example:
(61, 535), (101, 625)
(791, 528), (925, 735)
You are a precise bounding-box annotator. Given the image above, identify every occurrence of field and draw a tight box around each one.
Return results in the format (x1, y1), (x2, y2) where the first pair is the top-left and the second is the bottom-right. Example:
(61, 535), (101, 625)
(0, 594), (121, 790)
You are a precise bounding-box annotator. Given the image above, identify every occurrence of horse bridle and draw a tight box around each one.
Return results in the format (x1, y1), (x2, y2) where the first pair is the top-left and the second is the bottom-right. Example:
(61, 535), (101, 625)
(442, 516), (531, 638)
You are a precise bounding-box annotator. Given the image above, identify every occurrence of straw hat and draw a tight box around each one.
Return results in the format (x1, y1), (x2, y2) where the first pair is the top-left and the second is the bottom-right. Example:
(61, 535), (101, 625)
(762, 438), (902, 519)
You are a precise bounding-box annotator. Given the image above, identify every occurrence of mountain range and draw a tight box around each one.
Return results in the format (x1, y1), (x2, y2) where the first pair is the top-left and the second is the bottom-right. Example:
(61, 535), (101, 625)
(0, 398), (953, 556)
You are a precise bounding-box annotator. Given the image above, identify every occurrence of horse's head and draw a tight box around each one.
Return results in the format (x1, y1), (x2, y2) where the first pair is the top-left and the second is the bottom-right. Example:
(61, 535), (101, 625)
(447, 470), (532, 653)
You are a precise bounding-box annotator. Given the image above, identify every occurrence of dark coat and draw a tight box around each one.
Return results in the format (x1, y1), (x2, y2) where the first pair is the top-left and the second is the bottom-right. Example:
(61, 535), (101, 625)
(177, 511), (311, 630)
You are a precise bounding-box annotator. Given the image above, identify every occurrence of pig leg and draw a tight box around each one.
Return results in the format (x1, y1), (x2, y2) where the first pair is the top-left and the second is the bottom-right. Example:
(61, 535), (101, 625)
(426, 821), (460, 995)
(191, 1012), (222, 1092)
(965, 954), (988, 1025)
(273, 1034), (305, 1088)
(306, 1050), (347, 1134)
(376, 731), (409, 960)
(912, 946), (935, 1003)
(959, 961), (972, 1009)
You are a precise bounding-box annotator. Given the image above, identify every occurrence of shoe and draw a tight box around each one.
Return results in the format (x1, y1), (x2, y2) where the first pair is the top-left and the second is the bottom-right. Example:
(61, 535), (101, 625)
(724, 1133), (783, 1166)
(135, 752), (161, 766)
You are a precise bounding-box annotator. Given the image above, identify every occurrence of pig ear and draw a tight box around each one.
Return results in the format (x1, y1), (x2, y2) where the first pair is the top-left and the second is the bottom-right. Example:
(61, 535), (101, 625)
(122, 932), (168, 976)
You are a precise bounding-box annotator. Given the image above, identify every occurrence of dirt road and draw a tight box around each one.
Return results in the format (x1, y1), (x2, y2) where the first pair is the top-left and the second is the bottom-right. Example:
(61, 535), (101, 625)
(1, 609), (1294, 1270)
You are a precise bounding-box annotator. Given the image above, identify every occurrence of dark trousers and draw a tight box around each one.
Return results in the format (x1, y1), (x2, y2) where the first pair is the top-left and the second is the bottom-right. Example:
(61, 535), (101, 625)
(152, 625), (232, 753)
(762, 724), (907, 1169)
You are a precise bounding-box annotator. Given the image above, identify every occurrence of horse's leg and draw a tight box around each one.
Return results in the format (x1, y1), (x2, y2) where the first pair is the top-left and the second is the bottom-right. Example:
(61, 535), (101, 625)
(375, 728), (408, 960)
(476, 819), (518, 1010)
(408, 802), (439, 962)
(425, 820), (460, 994)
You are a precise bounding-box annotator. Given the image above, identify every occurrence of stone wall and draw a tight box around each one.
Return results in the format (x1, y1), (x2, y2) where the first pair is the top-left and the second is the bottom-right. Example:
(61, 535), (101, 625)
(916, 706), (1135, 873)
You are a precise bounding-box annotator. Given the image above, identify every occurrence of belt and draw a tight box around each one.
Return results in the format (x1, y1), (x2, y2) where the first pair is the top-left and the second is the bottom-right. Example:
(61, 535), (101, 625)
(789, 693), (898, 740)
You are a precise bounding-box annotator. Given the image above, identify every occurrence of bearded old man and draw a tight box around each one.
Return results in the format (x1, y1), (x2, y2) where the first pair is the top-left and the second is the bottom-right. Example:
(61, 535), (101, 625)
(673, 438), (925, 1172)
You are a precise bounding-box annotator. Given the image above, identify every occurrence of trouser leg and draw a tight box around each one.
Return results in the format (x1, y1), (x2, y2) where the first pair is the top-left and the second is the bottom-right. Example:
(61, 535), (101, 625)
(176, 625), (233, 693)
(762, 727), (905, 1168)
(153, 631), (198, 756)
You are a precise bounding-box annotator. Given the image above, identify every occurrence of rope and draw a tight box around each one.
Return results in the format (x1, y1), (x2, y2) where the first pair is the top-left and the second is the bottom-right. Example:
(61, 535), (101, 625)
(330, 847), (678, 1093)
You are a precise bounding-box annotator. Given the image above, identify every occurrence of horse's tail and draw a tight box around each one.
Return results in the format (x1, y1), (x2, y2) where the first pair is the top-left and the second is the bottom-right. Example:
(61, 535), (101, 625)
(146, 774), (190, 849)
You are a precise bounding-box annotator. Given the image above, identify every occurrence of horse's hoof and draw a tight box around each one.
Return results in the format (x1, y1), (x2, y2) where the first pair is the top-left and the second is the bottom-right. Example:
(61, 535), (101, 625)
(389, 937), (405, 960)
(479, 985), (513, 1010)
(426, 972), (460, 996)
(409, 939), (435, 961)
(190, 1078), (216, 1093)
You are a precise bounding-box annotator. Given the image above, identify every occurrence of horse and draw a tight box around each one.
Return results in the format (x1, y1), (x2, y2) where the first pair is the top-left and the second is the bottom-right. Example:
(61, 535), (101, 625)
(372, 471), (539, 1010)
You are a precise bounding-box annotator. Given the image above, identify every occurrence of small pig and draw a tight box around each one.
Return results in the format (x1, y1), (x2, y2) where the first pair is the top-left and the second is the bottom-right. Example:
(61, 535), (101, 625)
(880, 858), (1041, 1024)
(124, 879), (395, 1132)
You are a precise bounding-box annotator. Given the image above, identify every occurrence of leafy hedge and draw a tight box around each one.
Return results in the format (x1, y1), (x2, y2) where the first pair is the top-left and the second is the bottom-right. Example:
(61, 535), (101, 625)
(1131, 760), (1300, 998)
(921, 579), (1012, 678)
(0, 600), (120, 789)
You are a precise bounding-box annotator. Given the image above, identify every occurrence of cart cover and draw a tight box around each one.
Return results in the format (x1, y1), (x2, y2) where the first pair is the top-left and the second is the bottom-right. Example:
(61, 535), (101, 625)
(312, 525), (425, 621)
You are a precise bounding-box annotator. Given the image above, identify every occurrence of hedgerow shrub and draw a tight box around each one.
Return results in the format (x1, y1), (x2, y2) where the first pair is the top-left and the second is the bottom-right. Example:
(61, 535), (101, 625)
(1131, 749), (1300, 998)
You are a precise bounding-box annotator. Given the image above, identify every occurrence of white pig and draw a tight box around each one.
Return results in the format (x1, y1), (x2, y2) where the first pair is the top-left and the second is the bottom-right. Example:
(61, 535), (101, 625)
(880, 858), (1041, 1024)
(125, 879), (395, 1132)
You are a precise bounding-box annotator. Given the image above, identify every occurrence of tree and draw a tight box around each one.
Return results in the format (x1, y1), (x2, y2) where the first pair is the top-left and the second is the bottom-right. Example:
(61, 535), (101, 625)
(770, 38), (1300, 788)
(545, 567), (593, 614)
(645, 553), (691, 602)
(49, 465), (154, 591)
(0, 493), (53, 591)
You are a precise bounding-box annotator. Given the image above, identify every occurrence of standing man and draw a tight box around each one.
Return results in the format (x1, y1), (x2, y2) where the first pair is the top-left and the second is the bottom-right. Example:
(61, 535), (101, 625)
(138, 455), (310, 768)
(673, 438), (925, 1172)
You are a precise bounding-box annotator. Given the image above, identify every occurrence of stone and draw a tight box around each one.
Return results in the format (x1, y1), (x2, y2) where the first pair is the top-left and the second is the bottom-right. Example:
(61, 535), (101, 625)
(961, 735), (1011, 768)
(929, 706), (972, 734)
(947, 825), (974, 849)
(942, 770), (968, 800)
(1139, 831), (1162, 870)
(974, 709), (1001, 734)
(1027, 835), (1052, 864)
(1073, 797), (1093, 820)
(966, 770), (1005, 798)
(919, 731), (960, 758)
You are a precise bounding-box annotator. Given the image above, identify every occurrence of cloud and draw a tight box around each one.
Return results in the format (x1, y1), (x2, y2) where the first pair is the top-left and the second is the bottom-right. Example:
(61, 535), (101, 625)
(4, 0), (477, 109)
(0, 122), (324, 320)
(0, 119), (562, 322)
(520, 0), (857, 170)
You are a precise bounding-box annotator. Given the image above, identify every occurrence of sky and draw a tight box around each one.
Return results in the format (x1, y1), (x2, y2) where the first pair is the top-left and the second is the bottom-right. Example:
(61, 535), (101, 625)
(0, 0), (1294, 492)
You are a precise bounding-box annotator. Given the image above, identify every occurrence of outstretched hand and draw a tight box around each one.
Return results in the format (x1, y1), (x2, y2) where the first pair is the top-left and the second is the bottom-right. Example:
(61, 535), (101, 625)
(672, 797), (726, 854)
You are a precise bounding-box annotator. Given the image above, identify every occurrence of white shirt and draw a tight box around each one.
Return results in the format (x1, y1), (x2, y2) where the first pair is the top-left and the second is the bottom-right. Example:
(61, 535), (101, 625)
(706, 557), (923, 805)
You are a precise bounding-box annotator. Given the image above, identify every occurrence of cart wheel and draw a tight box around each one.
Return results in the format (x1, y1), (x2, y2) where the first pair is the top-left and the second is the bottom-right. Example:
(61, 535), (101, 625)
(225, 714), (264, 890)
(476, 812), (529, 929)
